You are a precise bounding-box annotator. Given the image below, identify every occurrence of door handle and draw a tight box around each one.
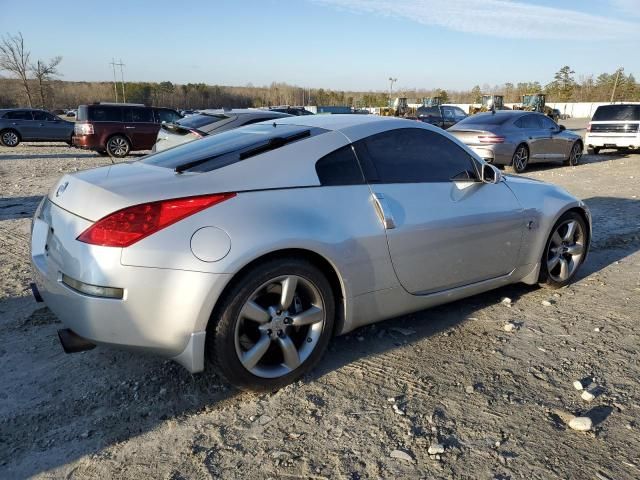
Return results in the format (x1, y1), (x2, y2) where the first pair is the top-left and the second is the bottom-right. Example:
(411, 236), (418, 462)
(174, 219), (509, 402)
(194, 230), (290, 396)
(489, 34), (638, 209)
(372, 193), (396, 229)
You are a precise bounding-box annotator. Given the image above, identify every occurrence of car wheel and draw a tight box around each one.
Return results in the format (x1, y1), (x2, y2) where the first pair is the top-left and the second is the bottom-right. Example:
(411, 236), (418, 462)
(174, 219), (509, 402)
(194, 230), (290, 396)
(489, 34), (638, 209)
(206, 258), (335, 392)
(0, 129), (21, 147)
(507, 144), (529, 173)
(106, 135), (130, 158)
(539, 211), (588, 288)
(564, 142), (582, 166)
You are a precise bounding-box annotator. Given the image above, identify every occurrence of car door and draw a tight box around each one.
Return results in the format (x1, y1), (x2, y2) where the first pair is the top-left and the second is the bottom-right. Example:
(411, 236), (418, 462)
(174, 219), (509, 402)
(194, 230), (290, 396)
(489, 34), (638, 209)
(123, 107), (158, 150)
(5, 110), (36, 139)
(33, 111), (70, 141)
(540, 115), (571, 160)
(517, 114), (549, 161)
(354, 127), (524, 295)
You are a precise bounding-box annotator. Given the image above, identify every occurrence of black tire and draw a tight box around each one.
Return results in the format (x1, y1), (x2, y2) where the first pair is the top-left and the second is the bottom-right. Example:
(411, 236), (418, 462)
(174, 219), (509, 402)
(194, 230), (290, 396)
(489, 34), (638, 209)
(106, 135), (130, 158)
(0, 129), (21, 147)
(564, 141), (582, 166)
(587, 147), (600, 155)
(539, 211), (588, 289)
(506, 144), (529, 173)
(96, 150), (109, 157)
(206, 258), (335, 392)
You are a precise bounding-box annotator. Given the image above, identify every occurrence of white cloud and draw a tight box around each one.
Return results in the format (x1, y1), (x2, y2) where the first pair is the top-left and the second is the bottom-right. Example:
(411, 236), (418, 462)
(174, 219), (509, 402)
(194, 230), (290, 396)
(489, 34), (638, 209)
(313, 0), (640, 40)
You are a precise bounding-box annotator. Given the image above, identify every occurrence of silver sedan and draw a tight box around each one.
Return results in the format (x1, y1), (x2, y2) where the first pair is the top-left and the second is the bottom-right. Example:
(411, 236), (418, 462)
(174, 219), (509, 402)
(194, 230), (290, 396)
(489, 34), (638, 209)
(31, 115), (591, 391)
(448, 111), (583, 173)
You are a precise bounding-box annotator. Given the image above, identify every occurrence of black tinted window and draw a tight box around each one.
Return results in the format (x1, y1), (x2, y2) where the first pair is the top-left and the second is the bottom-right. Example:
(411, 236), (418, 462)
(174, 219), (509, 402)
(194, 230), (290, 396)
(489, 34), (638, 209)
(417, 107), (441, 118)
(32, 111), (55, 121)
(5, 110), (33, 120)
(124, 107), (153, 123)
(156, 109), (181, 123)
(540, 115), (557, 129)
(89, 106), (123, 122)
(592, 105), (640, 121)
(177, 113), (228, 129)
(355, 128), (476, 183)
(315, 145), (364, 186)
(515, 115), (542, 129)
(456, 114), (510, 126)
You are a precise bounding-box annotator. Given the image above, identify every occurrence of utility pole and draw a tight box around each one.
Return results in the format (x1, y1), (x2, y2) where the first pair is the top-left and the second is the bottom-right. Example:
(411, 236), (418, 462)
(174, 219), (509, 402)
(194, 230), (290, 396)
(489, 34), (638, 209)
(388, 77), (397, 106)
(610, 67), (623, 103)
(117, 59), (126, 103)
(110, 58), (119, 102)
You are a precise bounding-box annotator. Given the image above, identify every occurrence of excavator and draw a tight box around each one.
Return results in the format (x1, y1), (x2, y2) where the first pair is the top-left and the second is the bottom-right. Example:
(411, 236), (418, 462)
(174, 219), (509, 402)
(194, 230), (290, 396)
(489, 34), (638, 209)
(468, 95), (509, 115)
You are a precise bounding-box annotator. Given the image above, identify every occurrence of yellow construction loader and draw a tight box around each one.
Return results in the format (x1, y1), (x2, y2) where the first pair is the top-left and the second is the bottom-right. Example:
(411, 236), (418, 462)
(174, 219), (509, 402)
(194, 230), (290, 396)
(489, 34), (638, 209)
(469, 95), (508, 115)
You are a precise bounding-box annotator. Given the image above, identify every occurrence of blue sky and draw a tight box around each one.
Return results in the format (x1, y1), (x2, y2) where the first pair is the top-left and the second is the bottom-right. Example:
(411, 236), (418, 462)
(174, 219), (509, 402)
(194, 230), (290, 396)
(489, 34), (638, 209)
(0, 0), (638, 91)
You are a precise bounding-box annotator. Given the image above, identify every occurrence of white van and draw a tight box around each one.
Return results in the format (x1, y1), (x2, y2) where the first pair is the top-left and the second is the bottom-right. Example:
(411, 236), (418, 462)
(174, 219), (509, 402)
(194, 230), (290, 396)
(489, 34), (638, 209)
(585, 104), (640, 154)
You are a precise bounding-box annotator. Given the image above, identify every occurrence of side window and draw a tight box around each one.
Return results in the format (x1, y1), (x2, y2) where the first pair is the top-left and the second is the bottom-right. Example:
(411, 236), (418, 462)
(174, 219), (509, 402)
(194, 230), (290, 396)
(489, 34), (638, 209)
(453, 107), (467, 120)
(6, 110), (33, 120)
(315, 145), (364, 186)
(32, 111), (56, 121)
(540, 115), (557, 129)
(521, 115), (542, 129)
(355, 128), (477, 184)
(124, 107), (154, 123)
(156, 109), (180, 123)
(442, 107), (455, 120)
(90, 107), (123, 122)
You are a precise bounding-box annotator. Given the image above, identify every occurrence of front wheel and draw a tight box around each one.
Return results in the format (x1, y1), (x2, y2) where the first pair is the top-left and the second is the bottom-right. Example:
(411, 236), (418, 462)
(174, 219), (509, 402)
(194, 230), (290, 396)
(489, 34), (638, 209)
(106, 135), (130, 158)
(0, 129), (21, 147)
(206, 258), (335, 392)
(507, 144), (529, 173)
(539, 211), (588, 288)
(564, 142), (582, 166)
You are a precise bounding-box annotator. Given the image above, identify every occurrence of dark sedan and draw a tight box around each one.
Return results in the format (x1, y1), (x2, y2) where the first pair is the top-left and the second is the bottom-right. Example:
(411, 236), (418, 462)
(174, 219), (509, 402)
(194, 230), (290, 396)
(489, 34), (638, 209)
(0, 109), (74, 147)
(448, 111), (583, 173)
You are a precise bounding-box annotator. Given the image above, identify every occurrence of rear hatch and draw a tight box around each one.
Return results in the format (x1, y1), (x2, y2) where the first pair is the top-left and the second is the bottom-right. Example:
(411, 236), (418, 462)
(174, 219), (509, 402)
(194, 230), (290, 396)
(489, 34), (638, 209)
(588, 105), (640, 137)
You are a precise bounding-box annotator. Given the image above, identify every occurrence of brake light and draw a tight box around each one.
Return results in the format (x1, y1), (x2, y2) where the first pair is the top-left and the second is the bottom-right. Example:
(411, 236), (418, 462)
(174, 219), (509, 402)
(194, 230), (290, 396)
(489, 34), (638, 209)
(74, 123), (94, 135)
(478, 135), (505, 144)
(586, 123), (591, 132)
(190, 129), (203, 138)
(77, 193), (236, 247)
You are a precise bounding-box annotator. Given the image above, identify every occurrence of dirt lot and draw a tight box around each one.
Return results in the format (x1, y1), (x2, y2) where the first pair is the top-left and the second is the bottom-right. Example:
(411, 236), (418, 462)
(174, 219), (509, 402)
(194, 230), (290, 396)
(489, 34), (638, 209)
(1, 121), (639, 479)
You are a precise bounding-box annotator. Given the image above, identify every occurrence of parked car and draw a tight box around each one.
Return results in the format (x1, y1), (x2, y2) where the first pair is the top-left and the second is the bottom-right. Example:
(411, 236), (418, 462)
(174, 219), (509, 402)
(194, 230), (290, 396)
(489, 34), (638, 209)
(153, 109), (291, 152)
(0, 108), (74, 147)
(416, 104), (467, 129)
(72, 103), (183, 157)
(585, 104), (640, 154)
(268, 106), (314, 116)
(448, 111), (583, 173)
(31, 114), (591, 391)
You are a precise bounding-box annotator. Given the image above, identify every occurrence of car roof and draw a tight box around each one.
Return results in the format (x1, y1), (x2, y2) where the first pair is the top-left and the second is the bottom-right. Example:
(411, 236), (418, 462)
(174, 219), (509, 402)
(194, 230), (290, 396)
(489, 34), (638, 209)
(472, 110), (537, 119)
(271, 113), (410, 132)
(198, 109), (291, 118)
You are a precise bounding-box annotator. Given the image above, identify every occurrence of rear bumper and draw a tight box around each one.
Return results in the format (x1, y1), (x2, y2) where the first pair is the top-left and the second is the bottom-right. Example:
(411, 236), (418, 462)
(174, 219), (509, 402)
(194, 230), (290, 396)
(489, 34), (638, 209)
(72, 135), (101, 150)
(467, 143), (515, 165)
(585, 133), (639, 149)
(30, 201), (232, 372)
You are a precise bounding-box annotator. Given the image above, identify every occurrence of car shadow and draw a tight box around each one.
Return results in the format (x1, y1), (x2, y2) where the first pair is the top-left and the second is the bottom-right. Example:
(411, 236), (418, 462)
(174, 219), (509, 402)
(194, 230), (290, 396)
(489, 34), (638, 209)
(1, 197), (638, 477)
(0, 196), (43, 221)
(0, 152), (97, 160)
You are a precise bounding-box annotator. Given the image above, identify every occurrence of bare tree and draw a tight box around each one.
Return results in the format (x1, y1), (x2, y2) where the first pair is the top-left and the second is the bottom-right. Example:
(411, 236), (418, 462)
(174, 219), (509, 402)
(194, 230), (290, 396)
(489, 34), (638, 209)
(0, 33), (33, 107)
(31, 56), (62, 108)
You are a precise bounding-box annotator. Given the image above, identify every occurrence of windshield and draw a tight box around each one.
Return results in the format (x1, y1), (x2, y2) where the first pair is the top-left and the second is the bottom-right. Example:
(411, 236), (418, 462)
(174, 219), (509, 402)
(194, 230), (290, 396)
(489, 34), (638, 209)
(176, 113), (228, 129)
(142, 123), (327, 172)
(592, 105), (640, 121)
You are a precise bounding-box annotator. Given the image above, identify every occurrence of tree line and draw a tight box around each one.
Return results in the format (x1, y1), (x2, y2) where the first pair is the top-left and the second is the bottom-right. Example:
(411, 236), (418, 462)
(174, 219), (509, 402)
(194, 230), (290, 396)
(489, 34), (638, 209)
(1, 32), (638, 110)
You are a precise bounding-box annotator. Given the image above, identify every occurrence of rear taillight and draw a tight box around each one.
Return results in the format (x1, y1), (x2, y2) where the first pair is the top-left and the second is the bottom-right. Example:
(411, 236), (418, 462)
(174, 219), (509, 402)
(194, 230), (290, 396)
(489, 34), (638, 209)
(190, 129), (203, 138)
(74, 123), (94, 135)
(77, 193), (236, 247)
(586, 123), (591, 132)
(478, 135), (505, 144)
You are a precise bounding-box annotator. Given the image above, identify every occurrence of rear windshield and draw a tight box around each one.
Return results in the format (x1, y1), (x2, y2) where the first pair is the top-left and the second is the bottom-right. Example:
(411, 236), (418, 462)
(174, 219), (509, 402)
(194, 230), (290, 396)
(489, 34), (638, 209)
(454, 114), (511, 126)
(142, 123), (327, 172)
(177, 113), (228, 129)
(592, 105), (640, 121)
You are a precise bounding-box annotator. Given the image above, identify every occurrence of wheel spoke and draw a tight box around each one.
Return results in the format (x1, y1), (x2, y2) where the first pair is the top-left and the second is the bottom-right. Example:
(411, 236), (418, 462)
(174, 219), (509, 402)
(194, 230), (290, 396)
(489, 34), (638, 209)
(280, 276), (298, 310)
(566, 243), (584, 256)
(241, 334), (271, 370)
(551, 231), (563, 247)
(241, 300), (271, 324)
(277, 335), (300, 370)
(548, 254), (561, 271)
(291, 305), (324, 327)
(558, 257), (569, 281)
(563, 221), (577, 242)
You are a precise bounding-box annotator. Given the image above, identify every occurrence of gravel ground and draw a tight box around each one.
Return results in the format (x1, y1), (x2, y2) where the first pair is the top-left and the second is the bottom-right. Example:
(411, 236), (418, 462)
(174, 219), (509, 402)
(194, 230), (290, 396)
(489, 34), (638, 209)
(1, 122), (639, 480)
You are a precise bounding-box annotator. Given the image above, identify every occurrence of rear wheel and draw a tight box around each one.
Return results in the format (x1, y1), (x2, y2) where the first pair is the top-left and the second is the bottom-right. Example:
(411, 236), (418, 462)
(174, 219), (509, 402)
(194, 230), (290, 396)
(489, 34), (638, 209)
(539, 211), (587, 288)
(0, 129), (20, 147)
(206, 258), (335, 392)
(106, 135), (130, 158)
(564, 141), (582, 166)
(507, 144), (529, 173)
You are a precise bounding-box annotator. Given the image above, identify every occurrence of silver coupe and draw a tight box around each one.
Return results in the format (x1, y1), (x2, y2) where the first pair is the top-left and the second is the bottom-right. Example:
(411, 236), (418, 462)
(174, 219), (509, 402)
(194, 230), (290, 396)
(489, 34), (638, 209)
(30, 115), (591, 391)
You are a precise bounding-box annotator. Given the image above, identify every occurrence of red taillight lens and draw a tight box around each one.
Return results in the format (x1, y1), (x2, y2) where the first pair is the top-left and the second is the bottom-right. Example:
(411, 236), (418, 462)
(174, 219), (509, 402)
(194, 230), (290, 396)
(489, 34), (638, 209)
(478, 135), (505, 144)
(77, 193), (236, 247)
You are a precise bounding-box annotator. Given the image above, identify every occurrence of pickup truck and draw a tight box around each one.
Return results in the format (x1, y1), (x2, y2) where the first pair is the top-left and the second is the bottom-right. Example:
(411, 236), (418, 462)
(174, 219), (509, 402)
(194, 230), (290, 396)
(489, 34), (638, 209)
(416, 105), (468, 129)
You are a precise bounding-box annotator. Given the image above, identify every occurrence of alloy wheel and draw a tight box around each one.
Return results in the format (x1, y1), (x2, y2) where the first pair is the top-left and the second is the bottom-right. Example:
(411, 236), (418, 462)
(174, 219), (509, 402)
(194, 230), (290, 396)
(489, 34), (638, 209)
(2, 131), (19, 147)
(546, 219), (585, 283)
(512, 146), (528, 172)
(569, 143), (582, 166)
(234, 274), (326, 379)
(108, 137), (129, 157)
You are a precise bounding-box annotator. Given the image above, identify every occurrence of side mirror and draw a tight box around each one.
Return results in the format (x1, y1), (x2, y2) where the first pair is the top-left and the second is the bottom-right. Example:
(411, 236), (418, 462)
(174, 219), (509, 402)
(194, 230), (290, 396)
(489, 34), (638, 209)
(481, 163), (502, 184)
(559, 125), (566, 131)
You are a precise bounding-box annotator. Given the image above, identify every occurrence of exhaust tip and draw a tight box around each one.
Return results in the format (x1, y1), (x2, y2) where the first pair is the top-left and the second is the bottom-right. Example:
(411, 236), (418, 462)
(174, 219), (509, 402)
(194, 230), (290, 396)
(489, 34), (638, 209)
(30, 282), (44, 302)
(57, 328), (96, 354)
